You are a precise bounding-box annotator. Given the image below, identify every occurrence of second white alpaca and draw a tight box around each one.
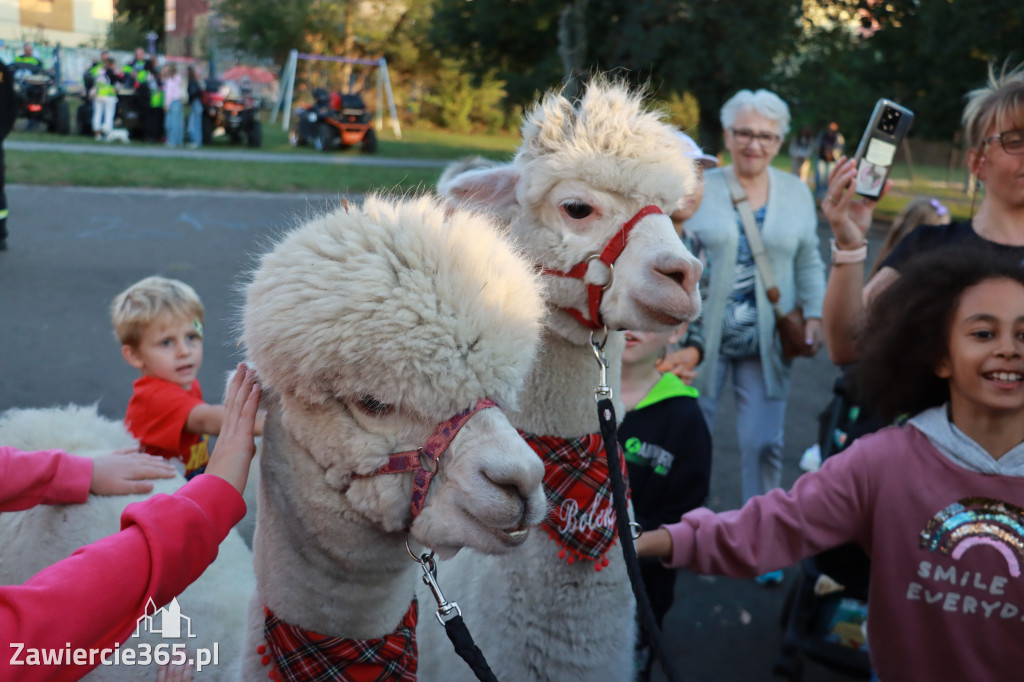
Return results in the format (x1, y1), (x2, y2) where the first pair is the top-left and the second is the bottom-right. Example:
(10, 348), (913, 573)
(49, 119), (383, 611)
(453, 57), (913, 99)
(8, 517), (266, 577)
(422, 77), (704, 681)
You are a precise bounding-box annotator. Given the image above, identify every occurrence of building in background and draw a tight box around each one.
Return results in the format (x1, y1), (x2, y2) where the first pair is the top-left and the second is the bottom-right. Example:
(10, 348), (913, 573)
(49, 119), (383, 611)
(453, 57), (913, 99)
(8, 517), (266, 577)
(164, 0), (210, 58)
(0, 0), (113, 47)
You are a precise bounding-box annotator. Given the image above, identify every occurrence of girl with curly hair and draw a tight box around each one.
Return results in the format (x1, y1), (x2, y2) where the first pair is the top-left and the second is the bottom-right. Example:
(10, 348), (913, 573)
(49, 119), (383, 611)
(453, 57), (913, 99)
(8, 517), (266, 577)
(639, 244), (1024, 681)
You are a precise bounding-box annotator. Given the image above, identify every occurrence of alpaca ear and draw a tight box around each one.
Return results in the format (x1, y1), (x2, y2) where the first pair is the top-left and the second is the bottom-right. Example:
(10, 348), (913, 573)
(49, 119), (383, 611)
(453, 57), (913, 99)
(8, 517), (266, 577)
(440, 165), (520, 213)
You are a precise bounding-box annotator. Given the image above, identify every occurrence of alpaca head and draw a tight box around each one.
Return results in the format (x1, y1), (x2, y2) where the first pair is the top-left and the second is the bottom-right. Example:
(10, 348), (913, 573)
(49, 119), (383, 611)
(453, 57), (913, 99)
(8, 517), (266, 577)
(439, 76), (703, 344)
(243, 195), (547, 558)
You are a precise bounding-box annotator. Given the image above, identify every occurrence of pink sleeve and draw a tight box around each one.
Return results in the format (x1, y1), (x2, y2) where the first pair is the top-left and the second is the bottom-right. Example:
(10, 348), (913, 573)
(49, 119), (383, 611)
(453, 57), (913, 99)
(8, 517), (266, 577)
(0, 446), (93, 511)
(661, 438), (875, 576)
(0, 474), (246, 682)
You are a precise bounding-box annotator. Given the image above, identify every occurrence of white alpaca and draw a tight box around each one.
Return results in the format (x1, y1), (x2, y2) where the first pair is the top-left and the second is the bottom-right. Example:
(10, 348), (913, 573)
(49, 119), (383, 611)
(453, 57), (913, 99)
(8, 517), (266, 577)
(238, 195), (548, 679)
(419, 78), (704, 680)
(0, 403), (254, 681)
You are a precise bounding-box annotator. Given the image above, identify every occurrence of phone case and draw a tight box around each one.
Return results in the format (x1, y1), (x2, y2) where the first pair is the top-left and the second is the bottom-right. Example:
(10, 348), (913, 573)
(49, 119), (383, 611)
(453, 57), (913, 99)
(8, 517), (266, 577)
(851, 98), (915, 199)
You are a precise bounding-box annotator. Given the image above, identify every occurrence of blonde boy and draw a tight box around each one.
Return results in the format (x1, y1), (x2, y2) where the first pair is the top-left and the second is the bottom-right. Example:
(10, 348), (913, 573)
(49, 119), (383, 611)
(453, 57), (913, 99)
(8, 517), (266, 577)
(111, 276), (239, 477)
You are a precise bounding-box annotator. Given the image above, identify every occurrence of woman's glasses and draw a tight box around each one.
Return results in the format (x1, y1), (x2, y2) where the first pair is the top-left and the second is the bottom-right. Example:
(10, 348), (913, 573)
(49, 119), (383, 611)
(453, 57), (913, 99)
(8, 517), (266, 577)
(983, 129), (1024, 155)
(730, 128), (780, 147)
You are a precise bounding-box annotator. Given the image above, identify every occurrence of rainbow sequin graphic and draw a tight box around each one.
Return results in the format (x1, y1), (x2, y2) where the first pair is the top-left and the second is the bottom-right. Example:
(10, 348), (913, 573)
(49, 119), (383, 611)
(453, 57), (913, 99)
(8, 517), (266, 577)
(919, 497), (1024, 578)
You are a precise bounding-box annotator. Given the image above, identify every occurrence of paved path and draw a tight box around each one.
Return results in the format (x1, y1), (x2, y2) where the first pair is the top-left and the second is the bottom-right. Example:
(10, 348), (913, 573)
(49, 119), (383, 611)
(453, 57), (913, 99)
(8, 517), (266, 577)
(0, 185), (866, 682)
(6, 140), (450, 168)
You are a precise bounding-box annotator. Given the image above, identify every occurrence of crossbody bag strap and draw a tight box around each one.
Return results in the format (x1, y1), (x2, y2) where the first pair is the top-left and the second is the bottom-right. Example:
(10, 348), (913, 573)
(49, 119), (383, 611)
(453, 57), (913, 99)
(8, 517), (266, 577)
(723, 167), (783, 311)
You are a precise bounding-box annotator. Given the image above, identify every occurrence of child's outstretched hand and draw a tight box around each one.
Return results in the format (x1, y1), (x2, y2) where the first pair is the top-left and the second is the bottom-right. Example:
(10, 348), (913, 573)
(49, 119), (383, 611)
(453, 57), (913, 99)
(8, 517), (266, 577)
(90, 450), (177, 496)
(636, 527), (673, 559)
(205, 363), (262, 494)
(656, 347), (700, 384)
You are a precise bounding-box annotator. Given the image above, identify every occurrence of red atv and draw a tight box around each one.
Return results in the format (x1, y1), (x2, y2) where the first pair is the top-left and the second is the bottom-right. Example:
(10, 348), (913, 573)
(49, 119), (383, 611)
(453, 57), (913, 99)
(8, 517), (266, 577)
(290, 89), (377, 153)
(201, 79), (262, 147)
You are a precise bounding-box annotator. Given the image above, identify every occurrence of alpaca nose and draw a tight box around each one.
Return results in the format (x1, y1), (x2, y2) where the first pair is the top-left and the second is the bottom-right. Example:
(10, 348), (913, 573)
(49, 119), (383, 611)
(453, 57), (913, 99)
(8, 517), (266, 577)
(653, 253), (702, 294)
(483, 470), (539, 505)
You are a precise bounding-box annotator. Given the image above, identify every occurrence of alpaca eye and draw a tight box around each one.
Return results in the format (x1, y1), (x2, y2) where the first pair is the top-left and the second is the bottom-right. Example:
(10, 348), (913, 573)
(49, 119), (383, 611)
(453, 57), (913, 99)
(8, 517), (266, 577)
(561, 200), (593, 220)
(355, 395), (394, 417)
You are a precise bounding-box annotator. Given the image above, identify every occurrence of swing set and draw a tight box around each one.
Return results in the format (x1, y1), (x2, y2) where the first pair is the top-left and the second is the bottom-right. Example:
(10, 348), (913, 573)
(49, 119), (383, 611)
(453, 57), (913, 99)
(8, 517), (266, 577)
(271, 49), (401, 139)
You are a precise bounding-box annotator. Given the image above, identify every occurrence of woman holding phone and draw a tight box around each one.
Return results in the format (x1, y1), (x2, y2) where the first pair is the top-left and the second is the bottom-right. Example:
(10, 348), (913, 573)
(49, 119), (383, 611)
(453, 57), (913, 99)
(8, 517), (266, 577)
(823, 62), (1024, 364)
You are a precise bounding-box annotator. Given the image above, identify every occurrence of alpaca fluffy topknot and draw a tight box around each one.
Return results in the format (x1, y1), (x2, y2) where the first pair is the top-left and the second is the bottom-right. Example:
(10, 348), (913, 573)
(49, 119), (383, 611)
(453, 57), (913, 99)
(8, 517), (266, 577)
(242, 195), (543, 419)
(516, 77), (698, 213)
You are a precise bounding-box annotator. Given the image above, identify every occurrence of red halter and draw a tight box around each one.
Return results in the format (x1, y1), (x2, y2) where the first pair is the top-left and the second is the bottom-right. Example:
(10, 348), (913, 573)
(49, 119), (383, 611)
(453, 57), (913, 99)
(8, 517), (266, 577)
(541, 205), (663, 330)
(352, 398), (498, 523)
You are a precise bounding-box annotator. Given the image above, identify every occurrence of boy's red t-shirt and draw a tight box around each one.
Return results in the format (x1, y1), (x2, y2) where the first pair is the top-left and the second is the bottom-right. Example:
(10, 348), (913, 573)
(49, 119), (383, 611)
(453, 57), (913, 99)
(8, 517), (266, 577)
(124, 375), (210, 474)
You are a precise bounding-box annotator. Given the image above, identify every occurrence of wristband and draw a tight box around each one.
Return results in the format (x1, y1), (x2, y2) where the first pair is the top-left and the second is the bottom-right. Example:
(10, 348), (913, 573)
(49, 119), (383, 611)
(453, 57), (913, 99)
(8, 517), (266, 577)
(830, 238), (868, 265)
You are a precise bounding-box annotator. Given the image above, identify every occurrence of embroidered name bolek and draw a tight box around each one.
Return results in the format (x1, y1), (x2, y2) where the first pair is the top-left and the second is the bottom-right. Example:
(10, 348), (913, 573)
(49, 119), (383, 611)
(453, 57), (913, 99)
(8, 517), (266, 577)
(520, 431), (629, 570)
(556, 497), (617, 536)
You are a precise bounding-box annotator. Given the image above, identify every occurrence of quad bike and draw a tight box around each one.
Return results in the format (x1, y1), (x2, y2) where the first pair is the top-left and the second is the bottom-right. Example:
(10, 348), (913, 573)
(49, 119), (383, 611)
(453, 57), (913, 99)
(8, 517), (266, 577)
(290, 89), (377, 153)
(200, 79), (262, 147)
(11, 62), (70, 134)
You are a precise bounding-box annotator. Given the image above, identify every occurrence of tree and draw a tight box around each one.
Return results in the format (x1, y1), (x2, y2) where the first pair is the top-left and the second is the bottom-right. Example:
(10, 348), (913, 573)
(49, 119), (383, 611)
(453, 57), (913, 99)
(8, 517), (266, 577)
(429, 0), (565, 112)
(852, 0), (1024, 141)
(429, 0), (804, 153)
(784, 0), (1024, 144)
(114, 0), (163, 42)
(218, 0), (322, 65)
(581, 0), (803, 153)
(107, 13), (152, 52)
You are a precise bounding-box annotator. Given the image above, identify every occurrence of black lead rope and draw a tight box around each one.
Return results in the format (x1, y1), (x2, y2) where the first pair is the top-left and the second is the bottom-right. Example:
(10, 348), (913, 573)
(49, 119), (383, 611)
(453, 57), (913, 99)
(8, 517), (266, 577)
(590, 331), (685, 682)
(443, 615), (499, 682)
(599, 397), (686, 682)
(408, 541), (499, 682)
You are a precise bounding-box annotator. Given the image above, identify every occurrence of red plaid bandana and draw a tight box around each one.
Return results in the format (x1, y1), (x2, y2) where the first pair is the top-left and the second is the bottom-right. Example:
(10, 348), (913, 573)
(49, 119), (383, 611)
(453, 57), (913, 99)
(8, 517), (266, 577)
(259, 600), (418, 682)
(520, 431), (628, 570)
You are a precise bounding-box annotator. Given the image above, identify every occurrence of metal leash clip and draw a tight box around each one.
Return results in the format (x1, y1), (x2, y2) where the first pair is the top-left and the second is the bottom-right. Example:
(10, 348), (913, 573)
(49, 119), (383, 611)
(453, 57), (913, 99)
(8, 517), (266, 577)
(590, 327), (613, 403)
(406, 539), (462, 626)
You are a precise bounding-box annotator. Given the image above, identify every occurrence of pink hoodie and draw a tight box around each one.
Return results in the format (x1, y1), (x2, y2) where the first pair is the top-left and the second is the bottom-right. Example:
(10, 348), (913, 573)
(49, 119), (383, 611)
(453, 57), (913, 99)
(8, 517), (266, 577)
(0, 446), (244, 681)
(661, 424), (1024, 681)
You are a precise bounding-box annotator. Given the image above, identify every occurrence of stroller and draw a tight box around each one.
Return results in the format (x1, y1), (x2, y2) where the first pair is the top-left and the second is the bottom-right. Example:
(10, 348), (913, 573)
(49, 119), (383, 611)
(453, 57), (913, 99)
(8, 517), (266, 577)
(773, 372), (879, 681)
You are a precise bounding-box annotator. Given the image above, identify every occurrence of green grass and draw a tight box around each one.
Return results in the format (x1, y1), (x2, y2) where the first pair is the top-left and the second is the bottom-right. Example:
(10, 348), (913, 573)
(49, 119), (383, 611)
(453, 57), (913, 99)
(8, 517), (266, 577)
(9, 110), (520, 159)
(9, 115), (979, 220)
(765, 153), (977, 223)
(7, 150), (444, 194)
(6, 111), (519, 193)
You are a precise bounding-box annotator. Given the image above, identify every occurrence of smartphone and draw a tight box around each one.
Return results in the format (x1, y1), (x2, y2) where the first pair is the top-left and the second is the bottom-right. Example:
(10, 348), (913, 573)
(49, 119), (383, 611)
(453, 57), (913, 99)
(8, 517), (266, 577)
(851, 98), (915, 199)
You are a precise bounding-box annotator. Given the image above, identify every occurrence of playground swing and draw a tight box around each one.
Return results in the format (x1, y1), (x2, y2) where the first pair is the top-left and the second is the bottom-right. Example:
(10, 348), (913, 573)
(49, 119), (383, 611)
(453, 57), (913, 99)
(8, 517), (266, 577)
(272, 49), (401, 142)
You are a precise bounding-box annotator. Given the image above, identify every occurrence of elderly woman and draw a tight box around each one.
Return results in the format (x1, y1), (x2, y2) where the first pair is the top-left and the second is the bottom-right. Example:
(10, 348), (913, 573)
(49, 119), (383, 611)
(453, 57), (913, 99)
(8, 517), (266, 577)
(686, 89), (826, 583)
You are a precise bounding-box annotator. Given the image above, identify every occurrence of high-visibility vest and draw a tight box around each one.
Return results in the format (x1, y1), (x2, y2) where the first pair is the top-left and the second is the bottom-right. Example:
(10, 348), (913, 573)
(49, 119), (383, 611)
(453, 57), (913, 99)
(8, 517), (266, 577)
(95, 70), (115, 98)
(14, 54), (41, 68)
(125, 60), (148, 87)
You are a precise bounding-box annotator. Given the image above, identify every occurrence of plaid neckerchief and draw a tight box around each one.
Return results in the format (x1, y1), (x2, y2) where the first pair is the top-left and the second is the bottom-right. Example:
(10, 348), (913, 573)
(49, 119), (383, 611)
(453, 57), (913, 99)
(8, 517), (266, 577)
(261, 600), (418, 682)
(520, 431), (628, 571)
